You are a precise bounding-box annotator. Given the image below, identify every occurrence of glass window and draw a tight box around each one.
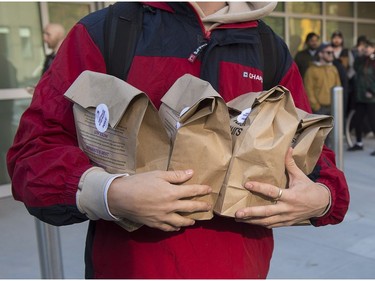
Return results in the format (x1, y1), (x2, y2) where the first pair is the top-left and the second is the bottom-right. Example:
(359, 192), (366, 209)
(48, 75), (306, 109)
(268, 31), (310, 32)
(289, 18), (322, 56)
(326, 21), (354, 48)
(19, 27), (33, 59)
(357, 2), (375, 20)
(0, 27), (10, 58)
(263, 17), (285, 40)
(48, 2), (92, 33)
(288, 2), (322, 15)
(358, 23), (375, 43)
(325, 2), (354, 17)
(274, 2), (285, 13)
(0, 2), (42, 186)
(0, 91), (32, 185)
(0, 2), (44, 88)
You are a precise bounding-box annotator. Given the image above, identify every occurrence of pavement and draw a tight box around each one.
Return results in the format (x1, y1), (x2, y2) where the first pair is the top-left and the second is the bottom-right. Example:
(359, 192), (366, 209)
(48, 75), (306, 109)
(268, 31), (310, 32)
(1, 137), (375, 279)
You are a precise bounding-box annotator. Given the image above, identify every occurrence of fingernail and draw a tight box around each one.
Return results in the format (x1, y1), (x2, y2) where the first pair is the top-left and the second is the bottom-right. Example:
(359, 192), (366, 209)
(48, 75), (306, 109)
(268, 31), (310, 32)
(237, 211), (244, 218)
(185, 169), (193, 175)
(245, 183), (253, 189)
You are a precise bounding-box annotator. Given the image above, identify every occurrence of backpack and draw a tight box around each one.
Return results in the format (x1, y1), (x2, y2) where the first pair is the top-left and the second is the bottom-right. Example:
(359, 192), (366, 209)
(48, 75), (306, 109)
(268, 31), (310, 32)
(104, 2), (278, 90)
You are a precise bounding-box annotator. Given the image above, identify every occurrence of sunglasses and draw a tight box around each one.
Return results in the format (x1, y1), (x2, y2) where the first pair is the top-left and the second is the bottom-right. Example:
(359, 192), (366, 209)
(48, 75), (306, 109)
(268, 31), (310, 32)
(323, 51), (334, 55)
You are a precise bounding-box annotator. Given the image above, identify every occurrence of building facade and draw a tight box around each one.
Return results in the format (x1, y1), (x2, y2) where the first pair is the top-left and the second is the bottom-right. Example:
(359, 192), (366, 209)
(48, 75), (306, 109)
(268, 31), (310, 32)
(1, 2), (375, 186)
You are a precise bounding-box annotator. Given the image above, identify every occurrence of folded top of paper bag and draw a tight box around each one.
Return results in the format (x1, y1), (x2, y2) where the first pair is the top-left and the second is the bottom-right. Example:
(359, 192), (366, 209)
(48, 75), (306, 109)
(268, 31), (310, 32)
(64, 70), (149, 129)
(160, 74), (221, 114)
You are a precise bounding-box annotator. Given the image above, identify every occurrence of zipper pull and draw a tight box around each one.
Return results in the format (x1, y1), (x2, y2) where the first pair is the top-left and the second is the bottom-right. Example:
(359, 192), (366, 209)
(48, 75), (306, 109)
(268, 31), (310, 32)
(188, 42), (208, 63)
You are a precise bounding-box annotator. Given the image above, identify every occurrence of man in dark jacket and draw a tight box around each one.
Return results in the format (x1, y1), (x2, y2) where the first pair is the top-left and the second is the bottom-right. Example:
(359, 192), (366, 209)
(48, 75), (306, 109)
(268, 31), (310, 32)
(348, 40), (375, 154)
(7, 2), (350, 279)
(294, 32), (320, 81)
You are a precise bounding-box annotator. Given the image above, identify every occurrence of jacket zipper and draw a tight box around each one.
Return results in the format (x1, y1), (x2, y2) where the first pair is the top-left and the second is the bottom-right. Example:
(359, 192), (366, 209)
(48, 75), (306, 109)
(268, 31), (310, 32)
(188, 42), (209, 63)
(187, 3), (212, 63)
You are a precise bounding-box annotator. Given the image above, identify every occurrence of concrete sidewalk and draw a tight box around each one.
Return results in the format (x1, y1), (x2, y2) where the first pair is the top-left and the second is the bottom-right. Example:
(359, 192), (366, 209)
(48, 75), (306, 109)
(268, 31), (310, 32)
(1, 138), (374, 279)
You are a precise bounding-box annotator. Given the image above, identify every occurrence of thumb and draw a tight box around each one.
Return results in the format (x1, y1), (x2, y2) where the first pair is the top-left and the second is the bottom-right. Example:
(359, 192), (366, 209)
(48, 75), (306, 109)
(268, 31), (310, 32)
(285, 147), (303, 178)
(163, 169), (194, 184)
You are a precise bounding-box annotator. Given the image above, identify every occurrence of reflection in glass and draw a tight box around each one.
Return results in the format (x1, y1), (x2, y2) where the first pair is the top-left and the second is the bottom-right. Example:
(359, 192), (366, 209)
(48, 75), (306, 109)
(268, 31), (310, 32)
(0, 100), (12, 185)
(288, 2), (322, 15)
(325, 2), (353, 17)
(0, 27), (10, 57)
(19, 27), (33, 59)
(0, 97), (31, 185)
(48, 2), (91, 33)
(263, 17), (285, 40)
(0, 2), (44, 88)
(358, 24), (375, 43)
(0, 31), (17, 89)
(289, 18), (322, 57)
(274, 2), (284, 12)
(357, 3), (375, 20)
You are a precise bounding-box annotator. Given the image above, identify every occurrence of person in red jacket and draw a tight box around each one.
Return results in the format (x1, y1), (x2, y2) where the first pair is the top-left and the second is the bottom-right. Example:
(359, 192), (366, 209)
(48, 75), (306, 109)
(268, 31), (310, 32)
(7, 2), (349, 279)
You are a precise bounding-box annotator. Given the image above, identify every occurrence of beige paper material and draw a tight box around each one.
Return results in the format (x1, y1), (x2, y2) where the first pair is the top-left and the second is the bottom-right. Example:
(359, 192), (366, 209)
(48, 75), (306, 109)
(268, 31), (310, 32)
(64, 70), (170, 231)
(292, 108), (333, 175)
(159, 74), (232, 220)
(214, 86), (300, 217)
(291, 109), (333, 226)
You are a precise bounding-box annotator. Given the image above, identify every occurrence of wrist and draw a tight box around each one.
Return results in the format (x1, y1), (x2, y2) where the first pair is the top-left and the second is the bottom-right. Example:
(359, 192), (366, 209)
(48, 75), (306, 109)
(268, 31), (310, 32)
(105, 174), (129, 220)
(76, 167), (128, 221)
(314, 183), (332, 217)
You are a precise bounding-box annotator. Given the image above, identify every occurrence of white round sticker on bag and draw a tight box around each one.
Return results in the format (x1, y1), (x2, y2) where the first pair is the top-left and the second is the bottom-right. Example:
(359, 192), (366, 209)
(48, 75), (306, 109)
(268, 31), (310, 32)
(176, 106), (190, 130)
(237, 107), (251, 124)
(95, 103), (109, 133)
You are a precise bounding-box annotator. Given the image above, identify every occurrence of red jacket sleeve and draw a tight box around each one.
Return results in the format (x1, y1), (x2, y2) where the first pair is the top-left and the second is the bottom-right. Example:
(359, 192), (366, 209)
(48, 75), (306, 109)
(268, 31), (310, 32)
(7, 23), (107, 225)
(280, 62), (350, 226)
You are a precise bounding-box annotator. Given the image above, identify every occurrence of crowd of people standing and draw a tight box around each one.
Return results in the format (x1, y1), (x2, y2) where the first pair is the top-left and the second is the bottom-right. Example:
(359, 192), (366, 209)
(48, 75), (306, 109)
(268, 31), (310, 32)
(295, 31), (375, 156)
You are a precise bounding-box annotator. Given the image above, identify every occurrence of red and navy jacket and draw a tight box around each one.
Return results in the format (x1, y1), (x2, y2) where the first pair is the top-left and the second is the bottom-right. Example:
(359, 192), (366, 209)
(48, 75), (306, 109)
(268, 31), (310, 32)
(7, 2), (349, 279)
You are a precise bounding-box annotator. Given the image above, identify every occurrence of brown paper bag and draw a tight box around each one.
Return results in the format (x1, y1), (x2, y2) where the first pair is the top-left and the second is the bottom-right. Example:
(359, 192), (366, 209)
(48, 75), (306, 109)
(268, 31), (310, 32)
(292, 108), (333, 175)
(289, 109), (333, 226)
(159, 74), (232, 220)
(64, 70), (170, 231)
(214, 86), (299, 217)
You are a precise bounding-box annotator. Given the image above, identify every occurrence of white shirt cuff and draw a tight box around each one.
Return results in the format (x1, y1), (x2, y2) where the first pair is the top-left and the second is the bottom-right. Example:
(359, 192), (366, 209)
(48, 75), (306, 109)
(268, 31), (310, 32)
(76, 167), (128, 221)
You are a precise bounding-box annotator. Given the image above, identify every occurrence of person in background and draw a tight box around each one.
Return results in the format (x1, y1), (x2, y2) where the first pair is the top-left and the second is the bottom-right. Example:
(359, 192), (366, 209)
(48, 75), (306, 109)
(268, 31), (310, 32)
(331, 30), (353, 72)
(304, 42), (341, 115)
(330, 30), (351, 119)
(41, 23), (66, 74)
(294, 32), (320, 81)
(351, 35), (368, 60)
(348, 39), (375, 155)
(304, 43), (341, 148)
(7, 2), (349, 279)
(347, 36), (369, 130)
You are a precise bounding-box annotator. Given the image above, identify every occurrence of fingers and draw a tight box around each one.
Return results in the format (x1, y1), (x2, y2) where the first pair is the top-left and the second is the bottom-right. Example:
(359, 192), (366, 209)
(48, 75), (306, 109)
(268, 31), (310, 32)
(153, 214), (196, 232)
(244, 181), (285, 202)
(175, 182), (212, 199)
(235, 204), (279, 220)
(238, 182), (289, 228)
(235, 204), (294, 228)
(162, 169), (195, 184)
(173, 197), (212, 213)
(159, 169), (213, 201)
(235, 205), (278, 228)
